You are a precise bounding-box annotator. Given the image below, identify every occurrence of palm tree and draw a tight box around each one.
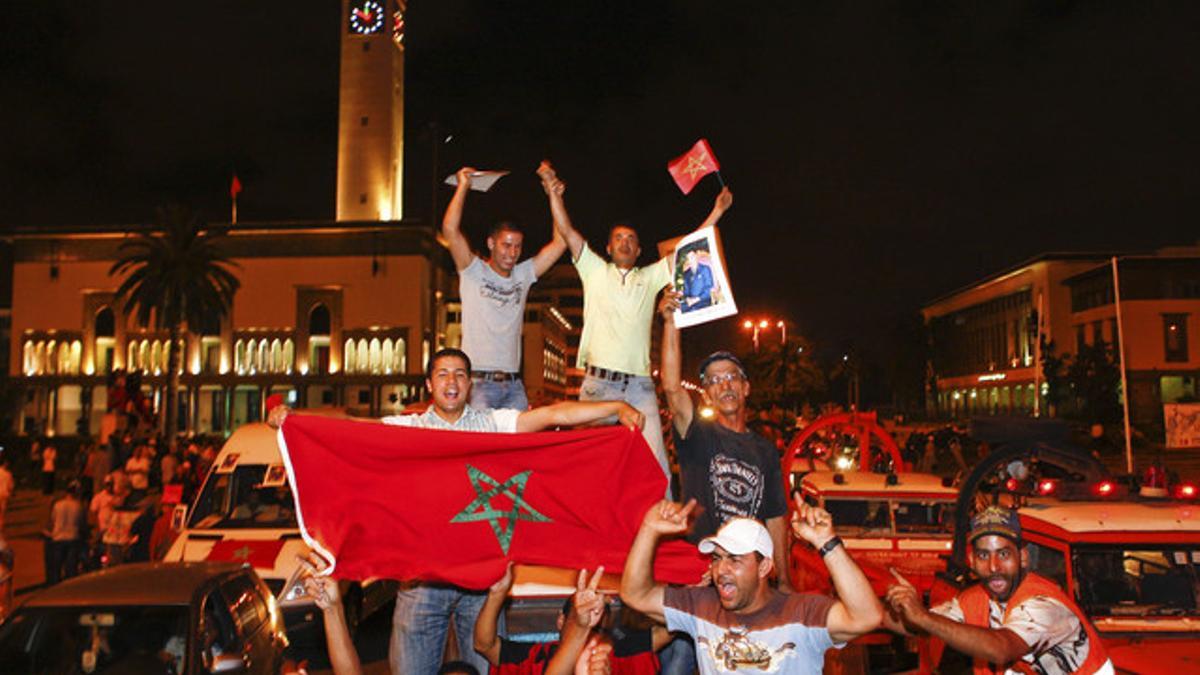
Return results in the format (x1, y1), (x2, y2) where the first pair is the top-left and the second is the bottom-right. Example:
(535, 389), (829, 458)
(111, 205), (240, 440)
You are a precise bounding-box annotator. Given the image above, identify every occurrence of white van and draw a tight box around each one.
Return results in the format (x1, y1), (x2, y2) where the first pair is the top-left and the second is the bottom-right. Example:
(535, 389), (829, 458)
(163, 422), (396, 643)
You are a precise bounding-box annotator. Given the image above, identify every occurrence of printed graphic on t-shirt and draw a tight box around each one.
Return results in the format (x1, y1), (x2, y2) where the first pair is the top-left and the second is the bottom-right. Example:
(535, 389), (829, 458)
(697, 626), (796, 672)
(479, 279), (526, 307)
(709, 453), (765, 523)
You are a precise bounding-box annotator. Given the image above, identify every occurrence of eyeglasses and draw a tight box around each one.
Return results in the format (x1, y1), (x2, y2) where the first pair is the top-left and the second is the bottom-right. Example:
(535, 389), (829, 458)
(703, 373), (745, 386)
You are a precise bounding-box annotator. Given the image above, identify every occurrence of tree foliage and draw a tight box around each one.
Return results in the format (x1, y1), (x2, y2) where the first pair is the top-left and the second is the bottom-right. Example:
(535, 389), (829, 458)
(110, 205), (240, 437)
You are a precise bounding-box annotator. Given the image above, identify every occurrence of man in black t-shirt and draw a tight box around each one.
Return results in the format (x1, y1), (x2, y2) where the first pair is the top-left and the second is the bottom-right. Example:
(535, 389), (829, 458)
(658, 291), (791, 590)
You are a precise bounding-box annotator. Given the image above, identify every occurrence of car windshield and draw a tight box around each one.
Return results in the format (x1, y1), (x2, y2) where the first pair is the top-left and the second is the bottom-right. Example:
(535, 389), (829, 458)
(0, 605), (189, 675)
(823, 498), (955, 536)
(824, 499), (892, 535)
(893, 501), (954, 535)
(188, 464), (297, 530)
(1073, 544), (1200, 617)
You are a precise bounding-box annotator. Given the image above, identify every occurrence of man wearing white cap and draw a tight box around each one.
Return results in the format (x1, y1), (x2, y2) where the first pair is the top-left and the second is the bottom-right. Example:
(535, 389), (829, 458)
(621, 498), (882, 674)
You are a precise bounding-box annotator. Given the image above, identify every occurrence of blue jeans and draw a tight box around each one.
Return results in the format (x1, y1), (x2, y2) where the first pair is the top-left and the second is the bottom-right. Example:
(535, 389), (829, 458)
(658, 633), (697, 675)
(470, 377), (529, 411)
(389, 585), (495, 675)
(579, 374), (669, 483)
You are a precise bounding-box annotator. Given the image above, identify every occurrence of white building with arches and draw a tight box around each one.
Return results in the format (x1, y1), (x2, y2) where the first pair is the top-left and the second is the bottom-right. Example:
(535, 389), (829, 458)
(8, 221), (453, 436)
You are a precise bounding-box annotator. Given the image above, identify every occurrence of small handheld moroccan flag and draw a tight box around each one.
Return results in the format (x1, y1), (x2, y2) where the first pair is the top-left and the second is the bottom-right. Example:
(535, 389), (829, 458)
(667, 138), (721, 195)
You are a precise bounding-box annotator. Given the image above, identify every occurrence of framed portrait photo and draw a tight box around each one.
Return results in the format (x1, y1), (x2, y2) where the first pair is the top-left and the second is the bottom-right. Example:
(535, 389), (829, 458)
(671, 226), (738, 328)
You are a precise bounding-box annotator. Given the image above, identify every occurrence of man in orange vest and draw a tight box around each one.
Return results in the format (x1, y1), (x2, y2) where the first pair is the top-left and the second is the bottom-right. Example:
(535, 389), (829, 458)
(884, 506), (1112, 675)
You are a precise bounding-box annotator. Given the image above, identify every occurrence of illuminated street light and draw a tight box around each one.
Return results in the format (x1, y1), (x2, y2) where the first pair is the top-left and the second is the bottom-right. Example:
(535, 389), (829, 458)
(742, 316), (788, 352)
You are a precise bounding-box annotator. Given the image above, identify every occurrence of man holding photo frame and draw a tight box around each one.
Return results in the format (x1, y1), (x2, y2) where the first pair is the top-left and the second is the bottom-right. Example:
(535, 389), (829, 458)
(544, 161), (733, 481)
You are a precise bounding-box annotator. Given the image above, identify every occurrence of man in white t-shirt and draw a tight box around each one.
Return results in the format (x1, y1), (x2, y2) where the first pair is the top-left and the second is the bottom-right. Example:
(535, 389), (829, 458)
(270, 347), (644, 675)
(441, 166), (569, 411)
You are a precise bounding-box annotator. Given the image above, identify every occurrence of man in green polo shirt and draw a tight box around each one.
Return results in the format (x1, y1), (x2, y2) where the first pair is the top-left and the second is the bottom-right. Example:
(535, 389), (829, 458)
(541, 161), (733, 480)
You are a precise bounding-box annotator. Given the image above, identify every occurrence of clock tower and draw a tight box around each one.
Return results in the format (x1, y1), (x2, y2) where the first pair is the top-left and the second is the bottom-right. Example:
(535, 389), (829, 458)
(337, 0), (406, 221)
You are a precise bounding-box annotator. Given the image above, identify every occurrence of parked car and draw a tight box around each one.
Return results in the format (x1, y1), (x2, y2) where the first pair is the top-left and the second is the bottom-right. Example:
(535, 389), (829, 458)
(163, 422), (396, 643)
(0, 561), (287, 674)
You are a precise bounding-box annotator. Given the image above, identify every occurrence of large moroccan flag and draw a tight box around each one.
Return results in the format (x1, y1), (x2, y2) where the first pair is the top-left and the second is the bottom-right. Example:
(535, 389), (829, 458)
(278, 415), (707, 590)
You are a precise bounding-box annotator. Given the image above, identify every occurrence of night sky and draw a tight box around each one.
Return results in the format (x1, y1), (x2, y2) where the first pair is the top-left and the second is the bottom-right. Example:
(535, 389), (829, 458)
(4, 2), (1199, 376)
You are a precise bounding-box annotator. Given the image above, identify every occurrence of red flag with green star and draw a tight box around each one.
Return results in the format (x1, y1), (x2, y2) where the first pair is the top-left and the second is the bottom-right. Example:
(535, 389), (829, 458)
(278, 415), (707, 589)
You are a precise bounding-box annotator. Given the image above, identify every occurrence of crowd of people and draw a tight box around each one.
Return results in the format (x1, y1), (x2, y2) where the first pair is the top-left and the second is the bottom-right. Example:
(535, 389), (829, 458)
(0, 159), (1113, 675)
(0, 422), (231, 594)
(270, 162), (1110, 674)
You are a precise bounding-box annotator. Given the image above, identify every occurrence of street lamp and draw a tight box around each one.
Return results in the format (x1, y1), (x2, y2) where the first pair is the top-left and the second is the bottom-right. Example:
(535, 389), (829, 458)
(742, 317), (786, 352)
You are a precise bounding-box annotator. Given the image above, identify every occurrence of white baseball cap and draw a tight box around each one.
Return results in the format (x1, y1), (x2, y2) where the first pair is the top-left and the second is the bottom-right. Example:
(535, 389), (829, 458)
(698, 517), (774, 558)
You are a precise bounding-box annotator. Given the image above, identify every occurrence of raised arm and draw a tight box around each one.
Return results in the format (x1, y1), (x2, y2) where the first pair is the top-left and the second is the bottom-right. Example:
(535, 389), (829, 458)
(695, 186), (733, 232)
(537, 161), (586, 261)
(791, 499), (883, 643)
(441, 167), (477, 271)
(545, 568), (608, 675)
(473, 562), (514, 666)
(885, 571), (1031, 665)
(658, 292), (693, 435)
(653, 186), (734, 265)
(300, 554), (363, 675)
(620, 499), (696, 623)
(516, 400), (644, 433)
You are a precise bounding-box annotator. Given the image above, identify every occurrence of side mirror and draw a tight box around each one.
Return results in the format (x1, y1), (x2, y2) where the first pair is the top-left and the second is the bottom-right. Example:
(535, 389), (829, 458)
(209, 653), (246, 674)
(171, 504), (188, 532)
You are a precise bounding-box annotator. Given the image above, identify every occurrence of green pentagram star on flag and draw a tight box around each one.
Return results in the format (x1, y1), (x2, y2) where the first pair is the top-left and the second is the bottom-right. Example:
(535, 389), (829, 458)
(450, 464), (551, 554)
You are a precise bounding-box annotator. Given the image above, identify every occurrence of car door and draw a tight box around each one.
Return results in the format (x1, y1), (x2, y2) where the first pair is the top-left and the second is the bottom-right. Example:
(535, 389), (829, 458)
(220, 573), (279, 674)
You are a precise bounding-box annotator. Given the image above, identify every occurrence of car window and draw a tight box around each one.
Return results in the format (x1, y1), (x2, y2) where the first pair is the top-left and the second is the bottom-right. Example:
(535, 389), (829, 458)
(1026, 541), (1067, 587)
(189, 466), (297, 530)
(221, 575), (268, 638)
(204, 591), (241, 656)
(824, 499), (891, 535)
(0, 605), (188, 674)
(893, 501), (954, 535)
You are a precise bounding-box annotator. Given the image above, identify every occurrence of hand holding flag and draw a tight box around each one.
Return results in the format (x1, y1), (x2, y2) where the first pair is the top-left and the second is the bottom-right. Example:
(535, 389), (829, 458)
(667, 138), (721, 195)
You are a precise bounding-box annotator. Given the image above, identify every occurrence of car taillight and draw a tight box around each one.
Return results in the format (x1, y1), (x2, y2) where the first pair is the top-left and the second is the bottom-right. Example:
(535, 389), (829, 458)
(1093, 480), (1116, 497)
(1005, 478), (1020, 492)
(1174, 483), (1198, 500)
(1036, 479), (1057, 496)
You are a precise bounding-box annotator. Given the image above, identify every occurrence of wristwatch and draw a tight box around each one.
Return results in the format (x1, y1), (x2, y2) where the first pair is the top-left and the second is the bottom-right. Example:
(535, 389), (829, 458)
(818, 536), (844, 558)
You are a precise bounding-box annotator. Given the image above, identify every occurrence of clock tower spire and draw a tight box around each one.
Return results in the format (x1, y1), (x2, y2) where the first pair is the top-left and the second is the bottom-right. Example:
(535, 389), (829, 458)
(336, 0), (406, 221)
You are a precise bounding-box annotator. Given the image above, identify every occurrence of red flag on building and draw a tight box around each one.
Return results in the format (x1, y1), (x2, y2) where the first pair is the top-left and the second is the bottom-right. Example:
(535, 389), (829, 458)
(230, 174), (243, 199)
(206, 539), (285, 569)
(667, 138), (721, 195)
(279, 415), (707, 590)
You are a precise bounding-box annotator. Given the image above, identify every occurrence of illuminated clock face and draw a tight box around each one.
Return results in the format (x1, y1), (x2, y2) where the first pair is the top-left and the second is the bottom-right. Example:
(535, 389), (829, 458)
(348, 0), (385, 35)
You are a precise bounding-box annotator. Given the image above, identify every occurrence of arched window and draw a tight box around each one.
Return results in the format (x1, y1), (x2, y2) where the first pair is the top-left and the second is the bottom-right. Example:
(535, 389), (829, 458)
(393, 338), (406, 373)
(150, 341), (162, 374)
(23, 341), (35, 375)
(128, 342), (139, 371)
(271, 339), (283, 373)
(45, 341), (57, 374)
(282, 339), (294, 374)
(69, 340), (82, 374)
(344, 339), (357, 374)
(257, 340), (268, 374)
(356, 339), (369, 373)
(95, 307), (115, 337)
(309, 304), (331, 336)
(369, 338), (382, 374)
(235, 339), (246, 374)
(245, 339), (257, 373)
(382, 339), (394, 374)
